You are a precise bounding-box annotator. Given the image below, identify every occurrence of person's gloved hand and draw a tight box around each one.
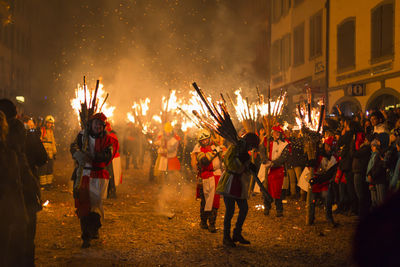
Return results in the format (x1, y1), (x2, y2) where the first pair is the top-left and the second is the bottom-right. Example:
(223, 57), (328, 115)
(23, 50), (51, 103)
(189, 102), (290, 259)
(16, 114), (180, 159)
(248, 162), (258, 173)
(73, 151), (90, 165)
(213, 146), (222, 153)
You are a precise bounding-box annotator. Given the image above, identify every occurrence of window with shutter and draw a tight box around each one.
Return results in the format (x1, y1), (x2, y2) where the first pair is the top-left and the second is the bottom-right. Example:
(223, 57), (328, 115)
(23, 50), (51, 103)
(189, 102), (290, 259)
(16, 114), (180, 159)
(271, 40), (282, 74)
(371, 2), (394, 62)
(293, 23), (304, 66)
(337, 18), (356, 72)
(294, 0), (304, 8)
(273, 0), (283, 23)
(281, 34), (291, 71)
(282, 0), (291, 16)
(310, 11), (323, 59)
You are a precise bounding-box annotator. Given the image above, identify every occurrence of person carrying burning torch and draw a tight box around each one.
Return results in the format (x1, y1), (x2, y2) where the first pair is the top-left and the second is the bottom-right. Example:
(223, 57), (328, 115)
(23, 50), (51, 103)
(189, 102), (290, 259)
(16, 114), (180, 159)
(70, 113), (116, 248)
(216, 133), (259, 247)
(191, 129), (222, 233)
(259, 124), (290, 217)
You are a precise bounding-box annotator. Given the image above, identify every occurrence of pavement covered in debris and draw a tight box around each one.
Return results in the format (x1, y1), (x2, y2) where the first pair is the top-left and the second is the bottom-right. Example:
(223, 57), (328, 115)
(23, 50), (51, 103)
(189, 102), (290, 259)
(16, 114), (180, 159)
(35, 152), (357, 266)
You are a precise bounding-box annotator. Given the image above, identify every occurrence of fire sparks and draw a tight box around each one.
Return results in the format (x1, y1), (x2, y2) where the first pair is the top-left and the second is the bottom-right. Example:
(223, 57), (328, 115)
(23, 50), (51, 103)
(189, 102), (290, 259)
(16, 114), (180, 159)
(255, 204), (265, 210)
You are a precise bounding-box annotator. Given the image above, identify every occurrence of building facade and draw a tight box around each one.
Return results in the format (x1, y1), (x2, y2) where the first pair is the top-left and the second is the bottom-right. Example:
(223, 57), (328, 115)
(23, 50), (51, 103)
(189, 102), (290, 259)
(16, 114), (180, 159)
(329, 0), (400, 115)
(0, 0), (33, 102)
(268, 0), (400, 115)
(269, 0), (327, 111)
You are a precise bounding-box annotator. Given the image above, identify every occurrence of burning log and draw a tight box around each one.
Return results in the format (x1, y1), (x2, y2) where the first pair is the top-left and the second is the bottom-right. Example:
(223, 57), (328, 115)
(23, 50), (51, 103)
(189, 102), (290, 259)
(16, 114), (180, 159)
(307, 88), (312, 127)
(317, 98), (325, 133)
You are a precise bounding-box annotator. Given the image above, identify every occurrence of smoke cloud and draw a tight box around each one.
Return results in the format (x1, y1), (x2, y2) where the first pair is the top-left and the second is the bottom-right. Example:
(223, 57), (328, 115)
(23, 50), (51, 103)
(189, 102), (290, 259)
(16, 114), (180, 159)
(31, 0), (268, 127)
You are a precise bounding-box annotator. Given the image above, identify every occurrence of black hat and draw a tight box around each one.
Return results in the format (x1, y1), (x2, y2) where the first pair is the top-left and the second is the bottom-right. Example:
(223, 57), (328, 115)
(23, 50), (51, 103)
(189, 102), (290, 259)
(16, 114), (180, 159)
(242, 132), (260, 150)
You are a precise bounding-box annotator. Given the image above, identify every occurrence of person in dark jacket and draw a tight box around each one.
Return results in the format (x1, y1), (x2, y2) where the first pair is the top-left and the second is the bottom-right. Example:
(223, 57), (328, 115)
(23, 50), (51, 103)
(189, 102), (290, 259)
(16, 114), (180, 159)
(370, 111), (389, 150)
(0, 99), (42, 266)
(389, 138), (400, 192)
(352, 134), (372, 219)
(336, 118), (357, 214)
(353, 190), (400, 267)
(366, 140), (386, 208)
(0, 110), (28, 266)
(23, 117), (48, 177)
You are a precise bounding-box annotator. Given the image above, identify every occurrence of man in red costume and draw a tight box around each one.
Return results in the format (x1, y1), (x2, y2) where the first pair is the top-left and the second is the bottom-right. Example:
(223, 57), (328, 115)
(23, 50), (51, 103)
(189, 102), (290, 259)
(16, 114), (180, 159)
(70, 113), (117, 248)
(259, 124), (290, 217)
(191, 130), (222, 233)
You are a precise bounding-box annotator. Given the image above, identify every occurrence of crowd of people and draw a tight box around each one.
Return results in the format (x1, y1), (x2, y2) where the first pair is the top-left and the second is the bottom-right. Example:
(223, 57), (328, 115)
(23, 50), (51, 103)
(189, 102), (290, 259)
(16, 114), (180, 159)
(2, 91), (400, 264)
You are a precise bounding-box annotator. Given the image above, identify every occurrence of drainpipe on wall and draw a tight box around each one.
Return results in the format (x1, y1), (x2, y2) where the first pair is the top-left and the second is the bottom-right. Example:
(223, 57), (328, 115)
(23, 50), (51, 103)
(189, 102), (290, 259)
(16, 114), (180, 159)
(325, 0), (330, 112)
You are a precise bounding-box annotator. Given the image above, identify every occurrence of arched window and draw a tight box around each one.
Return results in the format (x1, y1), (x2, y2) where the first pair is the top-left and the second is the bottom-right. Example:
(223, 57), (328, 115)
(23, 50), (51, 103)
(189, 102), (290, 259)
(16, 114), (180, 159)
(371, 1), (394, 62)
(337, 18), (355, 72)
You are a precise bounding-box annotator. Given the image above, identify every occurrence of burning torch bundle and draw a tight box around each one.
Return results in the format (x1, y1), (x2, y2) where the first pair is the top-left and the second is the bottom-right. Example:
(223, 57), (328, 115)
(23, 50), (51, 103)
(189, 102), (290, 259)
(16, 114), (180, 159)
(191, 82), (269, 198)
(296, 88), (325, 165)
(258, 87), (287, 135)
(227, 89), (259, 134)
(70, 77), (113, 191)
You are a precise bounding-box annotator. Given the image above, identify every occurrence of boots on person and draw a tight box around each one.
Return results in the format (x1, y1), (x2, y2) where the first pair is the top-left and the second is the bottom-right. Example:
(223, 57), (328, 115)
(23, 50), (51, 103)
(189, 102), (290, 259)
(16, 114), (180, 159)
(223, 231), (236, 247)
(264, 208), (270, 216)
(200, 210), (209, 229)
(276, 210), (283, 217)
(306, 208), (315, 226)
(81, 239), (90, 248)
(326, 212), (337, 228)
(232, 228), (250, 245)
(208, 208), (218, 233)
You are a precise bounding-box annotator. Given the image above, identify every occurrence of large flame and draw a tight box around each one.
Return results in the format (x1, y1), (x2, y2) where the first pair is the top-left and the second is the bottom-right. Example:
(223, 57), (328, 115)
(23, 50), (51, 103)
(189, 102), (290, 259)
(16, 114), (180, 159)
(233, 89), (258, 122)
(296, 106), (321, 132)
(70, 83), (115, 124)
(162, 90), (181, 112)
